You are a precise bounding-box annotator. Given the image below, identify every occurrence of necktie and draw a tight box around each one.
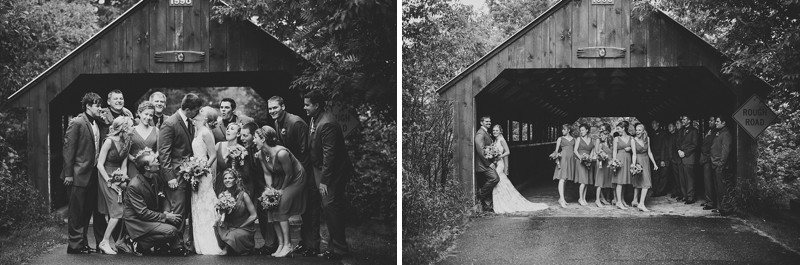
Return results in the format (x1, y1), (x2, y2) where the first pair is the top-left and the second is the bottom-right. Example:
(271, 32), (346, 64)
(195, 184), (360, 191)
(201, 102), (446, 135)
(188, 119), (194, 138)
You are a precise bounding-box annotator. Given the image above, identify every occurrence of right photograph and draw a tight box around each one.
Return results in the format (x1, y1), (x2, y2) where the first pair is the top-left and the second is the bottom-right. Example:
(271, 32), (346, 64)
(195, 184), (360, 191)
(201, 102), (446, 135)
(403, 0), (800, 264)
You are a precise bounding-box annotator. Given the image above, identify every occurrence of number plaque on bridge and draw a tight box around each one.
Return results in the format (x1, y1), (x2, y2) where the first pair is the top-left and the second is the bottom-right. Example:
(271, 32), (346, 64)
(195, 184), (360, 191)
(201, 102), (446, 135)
(169, 0), (192, 7)
(732, 95), (777, 139)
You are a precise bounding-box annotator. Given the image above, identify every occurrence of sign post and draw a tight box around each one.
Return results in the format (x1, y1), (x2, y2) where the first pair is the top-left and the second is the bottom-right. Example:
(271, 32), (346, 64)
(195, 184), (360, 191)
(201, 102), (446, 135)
(732, 95), (778, 139)
(329, 104), (359, 137)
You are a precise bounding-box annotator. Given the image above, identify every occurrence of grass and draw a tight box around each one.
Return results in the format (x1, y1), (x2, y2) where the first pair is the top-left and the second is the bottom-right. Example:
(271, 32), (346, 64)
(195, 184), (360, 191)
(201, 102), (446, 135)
(0, 221), (66, 265)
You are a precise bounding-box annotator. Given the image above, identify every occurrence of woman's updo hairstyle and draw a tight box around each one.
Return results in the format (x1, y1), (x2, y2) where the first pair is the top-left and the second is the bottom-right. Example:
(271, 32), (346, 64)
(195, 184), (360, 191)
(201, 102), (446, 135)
(255, 126), (280, 147)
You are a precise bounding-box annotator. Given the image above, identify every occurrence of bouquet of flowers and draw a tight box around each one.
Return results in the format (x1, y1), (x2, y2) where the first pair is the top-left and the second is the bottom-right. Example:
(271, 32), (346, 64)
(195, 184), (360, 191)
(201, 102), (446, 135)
(609, 159), (622, 173)
(225, 145), (248, 167)
(596, 150), (609, 168)
(109, 168), (130, 203)
(179, 157), (210, 192)
(215, 191), (237, 222)
(630, 163), (643, 176)
(579, 153), (592, 167)
(483, 145), (500, 161)
(549, 151), (561, 161)
(258, 187), (282, 211)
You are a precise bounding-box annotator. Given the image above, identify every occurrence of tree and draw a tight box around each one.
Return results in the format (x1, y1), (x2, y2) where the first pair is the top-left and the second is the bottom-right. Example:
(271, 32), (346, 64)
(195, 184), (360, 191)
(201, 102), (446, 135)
(486, 0), (551, 37)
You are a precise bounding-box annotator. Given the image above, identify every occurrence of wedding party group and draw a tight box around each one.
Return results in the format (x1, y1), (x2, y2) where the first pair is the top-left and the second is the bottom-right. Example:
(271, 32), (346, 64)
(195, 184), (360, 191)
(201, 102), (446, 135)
(60, 89), (352, 260)
(474, 115), (733, 215)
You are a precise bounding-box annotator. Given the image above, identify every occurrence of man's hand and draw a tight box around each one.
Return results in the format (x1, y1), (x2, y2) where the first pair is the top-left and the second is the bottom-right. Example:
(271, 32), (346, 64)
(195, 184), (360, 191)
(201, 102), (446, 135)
(678, 150), (685, 158)
(165, 212), (182, 225)
(168, 179), (178, 189)
(64, 177), (74, 186)
(319, 183), (328, 198)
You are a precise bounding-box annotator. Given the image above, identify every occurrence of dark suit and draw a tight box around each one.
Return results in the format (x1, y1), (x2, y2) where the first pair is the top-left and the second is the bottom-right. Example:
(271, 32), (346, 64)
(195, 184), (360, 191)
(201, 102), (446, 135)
(474, 127), (499, 202)
(711, 127), (733, 211)
(124, 173), (178, 249)
(678, 127), (699, 200)
(212, 113), (254, 142)
(61, 113), (108, 251)
(662, 131), (681, 197)
(244, 143), (279, 249)
(650, 128), (668, 195)
(275, 111), (319, 250)
(309, 111), (353, 255)
(156, 111), (193, 250)
(700, 128), (717, 205)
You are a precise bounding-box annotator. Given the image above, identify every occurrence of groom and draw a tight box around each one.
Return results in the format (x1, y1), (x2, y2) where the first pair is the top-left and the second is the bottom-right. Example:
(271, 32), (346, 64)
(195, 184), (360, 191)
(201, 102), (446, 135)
(474, 115), (499, 212)
(157, 93), (204, 256)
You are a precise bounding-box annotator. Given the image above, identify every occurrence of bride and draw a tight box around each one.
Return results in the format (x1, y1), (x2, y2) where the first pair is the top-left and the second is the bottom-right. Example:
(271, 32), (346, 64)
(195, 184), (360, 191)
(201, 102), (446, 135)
(191, 106), (224, 255)
(490, 124), (549, 213)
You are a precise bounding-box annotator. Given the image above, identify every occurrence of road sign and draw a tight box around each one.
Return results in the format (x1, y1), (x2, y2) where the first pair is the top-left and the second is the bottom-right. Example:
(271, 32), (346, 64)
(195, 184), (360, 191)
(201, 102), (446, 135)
(329, 104), (359, 137)
(732, 95), (778, 139)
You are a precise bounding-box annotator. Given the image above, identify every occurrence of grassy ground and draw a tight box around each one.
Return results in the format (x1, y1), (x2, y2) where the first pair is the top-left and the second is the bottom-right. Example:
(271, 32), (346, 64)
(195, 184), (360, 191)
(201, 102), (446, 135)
(0, 221), (66, 265)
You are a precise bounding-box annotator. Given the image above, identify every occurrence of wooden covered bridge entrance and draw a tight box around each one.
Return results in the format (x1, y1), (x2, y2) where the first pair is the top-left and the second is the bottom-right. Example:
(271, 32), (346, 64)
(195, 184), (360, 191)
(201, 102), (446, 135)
(2, 0), (309, 208)
(437, 0), (771, 199)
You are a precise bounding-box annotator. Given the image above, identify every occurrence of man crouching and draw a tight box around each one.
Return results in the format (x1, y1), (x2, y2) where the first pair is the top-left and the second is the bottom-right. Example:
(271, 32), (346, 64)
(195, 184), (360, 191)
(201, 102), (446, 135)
(124, 150), (183, 256)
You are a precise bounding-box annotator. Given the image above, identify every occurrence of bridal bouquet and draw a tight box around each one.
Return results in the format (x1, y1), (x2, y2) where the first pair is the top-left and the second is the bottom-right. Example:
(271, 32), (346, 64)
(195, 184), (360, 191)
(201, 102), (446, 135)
(549, 151), (561, 161)
(483, 145), (500, 160)
(226, 145), (248, 167)
(579, 153), (592, 167)
(258, 187), (282, 211)
(179, 157), (210, 192)
(596, 150), (609, 168)
(630, 163), (643, 176)
(109, 168), (129, 203)
(609, 159), (622, 173)
(215, 191), (237, 222)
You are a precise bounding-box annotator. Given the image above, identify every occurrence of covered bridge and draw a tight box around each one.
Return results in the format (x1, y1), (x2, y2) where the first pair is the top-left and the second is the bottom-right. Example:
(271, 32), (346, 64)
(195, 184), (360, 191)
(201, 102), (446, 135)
(437, 0), (771, 199)
(3, 0), (309, 208)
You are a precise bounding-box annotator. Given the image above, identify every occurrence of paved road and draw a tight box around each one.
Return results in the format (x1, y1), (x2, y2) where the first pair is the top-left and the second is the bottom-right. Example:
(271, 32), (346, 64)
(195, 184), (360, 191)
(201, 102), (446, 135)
(440, 216), (800, 264)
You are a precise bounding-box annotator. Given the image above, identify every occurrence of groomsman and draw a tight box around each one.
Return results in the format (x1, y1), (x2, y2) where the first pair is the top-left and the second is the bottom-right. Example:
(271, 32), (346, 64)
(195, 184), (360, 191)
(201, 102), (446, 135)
(213, 98), (254, 142)
(268, 96), (319, 257)
(665, 121), (683, 200)
(700, 117), (718, 209)
(124, 151), (182, 255)
(305, 91), (353, 260)
(677, 115), (699, 204)
(239, 122), (280, 255)
(150, 92), (169, 129)
(474, 115), (499, 211)
(100, 89), (133, 128)
(156, 93), (203, 256)
(710, 117), (733, 215)
(649, 120), (667, 196)
(62, 92), (108, 254)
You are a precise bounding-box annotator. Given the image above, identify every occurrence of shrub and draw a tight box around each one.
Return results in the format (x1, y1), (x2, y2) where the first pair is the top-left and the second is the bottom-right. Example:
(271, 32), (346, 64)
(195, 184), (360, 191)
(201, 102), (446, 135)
(730, 145), (800, 215)
(0, 125), (51, 234)
(346, 109), (397, 221)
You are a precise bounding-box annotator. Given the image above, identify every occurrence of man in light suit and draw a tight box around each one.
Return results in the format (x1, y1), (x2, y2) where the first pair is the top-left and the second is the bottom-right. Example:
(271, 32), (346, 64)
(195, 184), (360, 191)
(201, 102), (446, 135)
(305, 91), (353, 260)
(474, 115), (499, 212)
(156, 93), (203, 255)
(677, 115), (700, 204)
(124, 151), (182, 255)
(212, 98), (254, 142)
(62, 92), (108, 254)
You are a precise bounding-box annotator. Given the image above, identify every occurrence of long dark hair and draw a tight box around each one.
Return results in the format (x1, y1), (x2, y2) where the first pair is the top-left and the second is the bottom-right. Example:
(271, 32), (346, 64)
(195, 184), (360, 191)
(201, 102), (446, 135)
(600, 123), (613, 148)
(617, 121), (631, 136)
(219, 168), (245, 199)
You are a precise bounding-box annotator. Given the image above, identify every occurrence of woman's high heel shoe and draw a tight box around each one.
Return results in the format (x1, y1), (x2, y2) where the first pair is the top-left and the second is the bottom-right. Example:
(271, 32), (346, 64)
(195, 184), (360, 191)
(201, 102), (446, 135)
(558, 199), (568, 208)
(271, 244), (284, 257)
(274, 245), (292, 258)
(595, 200), (603, 208)
(638, 205), (650, 212)
(616, 202), (628, 210)
(98, 240), (117, 255)
(632, 200), (639, 207)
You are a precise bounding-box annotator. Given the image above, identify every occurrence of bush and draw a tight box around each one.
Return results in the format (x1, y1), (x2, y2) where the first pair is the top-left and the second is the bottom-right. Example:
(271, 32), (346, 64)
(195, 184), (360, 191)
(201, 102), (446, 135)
(0, 120), (51, 234)
(730, 146), (800, 215)
(346, 109), (397, 221)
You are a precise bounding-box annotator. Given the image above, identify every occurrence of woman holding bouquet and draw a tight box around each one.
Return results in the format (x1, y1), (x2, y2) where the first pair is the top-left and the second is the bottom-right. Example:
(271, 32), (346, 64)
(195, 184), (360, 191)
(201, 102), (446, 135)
(593, 123), (614, 207)
(573, 124), (594, 206)
(490, 125), (548, 213)
(612, 121), (633, 210)
(552, 124), (576, 208)
(96, 116), (133, 254)
(214, 169), (257, 255)
(631, 123), (658, 212)
(254, 126), (306, 257)
(215, 123), (247, 194)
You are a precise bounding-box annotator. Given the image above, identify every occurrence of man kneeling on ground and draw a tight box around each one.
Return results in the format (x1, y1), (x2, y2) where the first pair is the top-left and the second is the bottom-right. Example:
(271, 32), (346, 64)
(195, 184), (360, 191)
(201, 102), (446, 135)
(124, 150), (183, 255)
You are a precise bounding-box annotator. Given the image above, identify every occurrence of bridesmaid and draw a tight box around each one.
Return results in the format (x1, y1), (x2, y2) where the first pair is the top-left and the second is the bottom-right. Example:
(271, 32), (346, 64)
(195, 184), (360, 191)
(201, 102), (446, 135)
(573, 124), (594, 206)
(215, 168), (257, 255)
(254, 126), (307, 257)
(127, 101), (158, 181)
(612, 121), (633, 210)
(631, 123), (659, 212)
(552, 124), (576, 208)
(593, 123), (614, 207)
(215, 123), (246, 195)
(96, 116), (133, 254)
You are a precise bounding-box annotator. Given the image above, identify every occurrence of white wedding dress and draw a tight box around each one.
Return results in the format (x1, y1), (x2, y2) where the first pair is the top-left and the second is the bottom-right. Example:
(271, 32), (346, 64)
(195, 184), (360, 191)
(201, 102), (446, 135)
(191, 131), (223, 255)
(492, 139), (549, 213)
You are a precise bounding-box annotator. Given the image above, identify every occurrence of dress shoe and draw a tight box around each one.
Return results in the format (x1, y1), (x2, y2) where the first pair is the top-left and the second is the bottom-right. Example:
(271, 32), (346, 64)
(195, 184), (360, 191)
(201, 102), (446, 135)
(258, 245), (279, 255)
(684, 199), (695, 204)
(66, 246), (93, 254)
(294, 245), (319, 257)
(318, 250), (344, 260)
(700, 202), (708, 206)
(116, 238), (134, 254)
(153, 245), (171, 256)
(170, 248), (190, 257)
(703, 205), (717, 210)
(713, 209), (733, 216)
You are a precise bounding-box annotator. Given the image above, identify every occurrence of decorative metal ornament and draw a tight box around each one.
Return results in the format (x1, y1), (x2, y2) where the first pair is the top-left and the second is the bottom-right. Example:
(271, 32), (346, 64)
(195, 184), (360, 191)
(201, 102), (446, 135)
(592, 0), (614, 4)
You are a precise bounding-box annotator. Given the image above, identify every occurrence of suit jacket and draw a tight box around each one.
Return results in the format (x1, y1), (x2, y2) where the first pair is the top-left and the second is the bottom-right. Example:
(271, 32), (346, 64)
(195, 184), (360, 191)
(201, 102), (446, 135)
(474, 127), (493, 172)
(309, 112), (353, 187)
(710, 127), (732, 167)
(662, 132), (680, 164)
(153, 112), (171, 129)
(700, 128), (717, 164)
(650, 129), (666, 162)
(157, 112), (194, 183)
(678, 127), (700, 164)
(60, 113), (100, 187)
(212, 113), (254, 142)
(243, 143), (265, 195)
(124, 173), (167, 240)
(275, 112), (311, 169)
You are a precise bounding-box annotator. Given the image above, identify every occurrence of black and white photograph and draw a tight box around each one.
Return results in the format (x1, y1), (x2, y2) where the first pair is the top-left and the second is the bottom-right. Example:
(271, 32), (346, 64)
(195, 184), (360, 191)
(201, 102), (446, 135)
(0, 0), (396, 264)
(403, 0), (800, 264)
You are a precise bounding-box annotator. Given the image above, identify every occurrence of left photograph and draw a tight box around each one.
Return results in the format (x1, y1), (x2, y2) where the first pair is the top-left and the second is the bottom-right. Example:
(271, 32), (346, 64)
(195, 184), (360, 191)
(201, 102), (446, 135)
(0, 0), (396, 264)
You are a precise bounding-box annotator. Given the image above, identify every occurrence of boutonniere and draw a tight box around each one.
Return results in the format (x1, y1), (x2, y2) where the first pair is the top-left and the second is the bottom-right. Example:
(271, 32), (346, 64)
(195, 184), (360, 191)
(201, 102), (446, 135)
(158, 191), (166, 198)
(281, 128), (287, 135)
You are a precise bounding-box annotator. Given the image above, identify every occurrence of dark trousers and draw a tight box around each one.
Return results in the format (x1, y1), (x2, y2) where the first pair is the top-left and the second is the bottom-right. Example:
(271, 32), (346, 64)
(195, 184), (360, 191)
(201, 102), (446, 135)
(652, 162), (668, 195)
(713, 165), (731, 211)
(701, 161), (715, 205)
(670, 162), (682, 196)
(476, 169), (499, 202)
(162, 183), (189, 250)
(67, 174), (107, 250)
(322, 180), (348, 254)
(251, 189), (278, 249)
(134, 222), (178, 249)
(679, 164), (696, 200)
(299, 183), (322, 250)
